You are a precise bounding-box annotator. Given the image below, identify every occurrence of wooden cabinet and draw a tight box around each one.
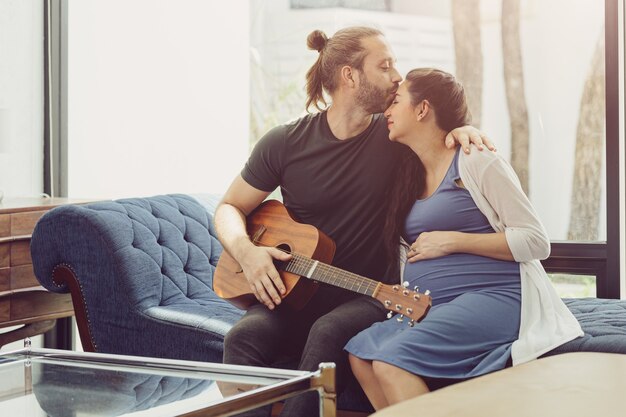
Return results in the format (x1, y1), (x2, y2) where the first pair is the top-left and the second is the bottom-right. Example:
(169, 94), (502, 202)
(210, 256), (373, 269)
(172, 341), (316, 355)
(0, 198), (91, 347)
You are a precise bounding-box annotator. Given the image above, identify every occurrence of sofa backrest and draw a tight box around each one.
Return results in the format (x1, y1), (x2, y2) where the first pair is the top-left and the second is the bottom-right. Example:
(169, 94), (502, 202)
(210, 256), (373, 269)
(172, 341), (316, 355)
(32, 194), (223, 308)
(30, 194), (243, 358)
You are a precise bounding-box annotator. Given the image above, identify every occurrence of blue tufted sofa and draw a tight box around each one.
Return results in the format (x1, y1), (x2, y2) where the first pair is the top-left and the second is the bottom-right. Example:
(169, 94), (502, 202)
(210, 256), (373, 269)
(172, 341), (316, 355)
(31, 194), (242, 363)
(30, 194), (626, 414)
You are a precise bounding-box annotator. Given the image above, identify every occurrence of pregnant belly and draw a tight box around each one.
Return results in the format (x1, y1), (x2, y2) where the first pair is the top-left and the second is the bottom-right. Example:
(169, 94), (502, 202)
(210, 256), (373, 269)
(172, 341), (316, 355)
(403, 253), (521, 303)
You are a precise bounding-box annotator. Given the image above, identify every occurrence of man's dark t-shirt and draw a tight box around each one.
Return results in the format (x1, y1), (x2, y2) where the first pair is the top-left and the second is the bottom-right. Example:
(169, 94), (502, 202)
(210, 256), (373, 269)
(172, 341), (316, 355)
(241, 111), (402, 283)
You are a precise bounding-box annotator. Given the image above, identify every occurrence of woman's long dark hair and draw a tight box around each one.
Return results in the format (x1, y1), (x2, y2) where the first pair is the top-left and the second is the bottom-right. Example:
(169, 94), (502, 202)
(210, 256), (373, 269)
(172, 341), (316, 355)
(382, 69), (471, 279)
(382, 151), (425, 279)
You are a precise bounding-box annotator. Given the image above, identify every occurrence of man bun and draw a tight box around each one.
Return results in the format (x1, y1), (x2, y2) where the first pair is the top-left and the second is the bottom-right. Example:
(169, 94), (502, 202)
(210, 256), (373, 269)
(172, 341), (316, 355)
(307, 30), (328, 52)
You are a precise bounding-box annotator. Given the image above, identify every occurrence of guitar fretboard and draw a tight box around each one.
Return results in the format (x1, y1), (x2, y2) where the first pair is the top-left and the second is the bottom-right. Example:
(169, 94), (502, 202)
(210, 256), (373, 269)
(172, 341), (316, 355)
(283, 253), (380, 296)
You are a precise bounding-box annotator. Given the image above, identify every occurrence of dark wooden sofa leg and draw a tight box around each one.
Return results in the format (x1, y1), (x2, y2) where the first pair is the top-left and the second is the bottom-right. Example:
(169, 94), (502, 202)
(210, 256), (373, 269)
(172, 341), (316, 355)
(52, 264), (97, 352)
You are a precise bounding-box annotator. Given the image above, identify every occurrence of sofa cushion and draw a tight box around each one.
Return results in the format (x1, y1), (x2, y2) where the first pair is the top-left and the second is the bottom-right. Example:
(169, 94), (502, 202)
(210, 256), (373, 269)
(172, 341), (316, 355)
(543, 298), (626, 356)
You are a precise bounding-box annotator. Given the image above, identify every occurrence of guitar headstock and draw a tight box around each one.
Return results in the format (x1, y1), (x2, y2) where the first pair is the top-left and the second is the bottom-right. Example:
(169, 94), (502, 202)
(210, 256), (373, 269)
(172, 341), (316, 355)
(374, 282), (432, 326)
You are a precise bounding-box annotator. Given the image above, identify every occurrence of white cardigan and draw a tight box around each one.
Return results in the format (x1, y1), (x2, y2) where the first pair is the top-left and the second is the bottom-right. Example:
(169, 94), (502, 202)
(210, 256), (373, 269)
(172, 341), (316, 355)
(456, 149), (583, 365)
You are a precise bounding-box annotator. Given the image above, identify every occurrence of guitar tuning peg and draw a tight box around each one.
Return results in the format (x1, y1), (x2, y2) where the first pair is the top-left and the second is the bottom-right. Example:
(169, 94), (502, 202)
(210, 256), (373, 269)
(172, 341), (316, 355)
(408, 320), (415, 327)
(413, 285), (419, 292)
(402, 281), (409, 288)
(424, 290), (431, 296)
(396, 314), (405, 323)
(387, 311), (393, 319)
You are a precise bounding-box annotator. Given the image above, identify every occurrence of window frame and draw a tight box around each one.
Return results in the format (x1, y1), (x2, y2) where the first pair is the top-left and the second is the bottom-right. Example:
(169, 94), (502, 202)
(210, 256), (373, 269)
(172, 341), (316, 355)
(604, 0), (622, 299)
(545, 0), (621, 299)
(44, 0), (623, 298)
(541, 242), (607, 297)
(43, 0), (68, 199)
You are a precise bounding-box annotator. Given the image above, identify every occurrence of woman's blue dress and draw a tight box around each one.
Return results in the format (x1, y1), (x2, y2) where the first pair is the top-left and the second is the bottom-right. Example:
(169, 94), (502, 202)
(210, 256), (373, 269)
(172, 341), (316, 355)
(345, 148), (521, 379)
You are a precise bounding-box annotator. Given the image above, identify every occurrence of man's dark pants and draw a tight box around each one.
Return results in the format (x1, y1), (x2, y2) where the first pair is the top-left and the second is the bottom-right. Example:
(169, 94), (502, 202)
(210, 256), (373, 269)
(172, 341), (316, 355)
(223, 285), (387, 417)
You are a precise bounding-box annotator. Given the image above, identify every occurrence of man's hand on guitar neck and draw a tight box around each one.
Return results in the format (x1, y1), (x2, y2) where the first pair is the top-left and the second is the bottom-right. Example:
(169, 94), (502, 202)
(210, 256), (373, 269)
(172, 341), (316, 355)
(236, 241), (291, 310)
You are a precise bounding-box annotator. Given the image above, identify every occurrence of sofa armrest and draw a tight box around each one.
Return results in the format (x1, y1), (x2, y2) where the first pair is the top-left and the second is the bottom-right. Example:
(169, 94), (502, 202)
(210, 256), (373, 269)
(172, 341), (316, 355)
(30, 195), (242, 362)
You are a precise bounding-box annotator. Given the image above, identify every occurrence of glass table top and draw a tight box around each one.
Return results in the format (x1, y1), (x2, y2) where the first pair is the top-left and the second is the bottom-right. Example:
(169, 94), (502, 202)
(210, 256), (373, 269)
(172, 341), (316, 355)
(0, 348), (334, 417)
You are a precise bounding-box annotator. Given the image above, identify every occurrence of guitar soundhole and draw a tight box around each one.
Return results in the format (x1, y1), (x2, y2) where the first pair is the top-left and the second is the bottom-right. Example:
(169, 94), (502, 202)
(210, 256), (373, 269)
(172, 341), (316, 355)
(273, 243), (292, 271)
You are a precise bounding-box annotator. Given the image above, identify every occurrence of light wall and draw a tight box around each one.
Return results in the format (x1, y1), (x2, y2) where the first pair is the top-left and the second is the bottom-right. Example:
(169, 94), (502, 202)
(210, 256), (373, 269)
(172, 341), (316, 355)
(66, 1), (250, 199)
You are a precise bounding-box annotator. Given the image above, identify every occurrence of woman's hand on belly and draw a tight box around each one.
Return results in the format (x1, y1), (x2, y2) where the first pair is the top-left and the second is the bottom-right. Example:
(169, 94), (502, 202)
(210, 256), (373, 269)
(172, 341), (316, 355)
(408, 231), (515, 263)
(407, 231), (457, 262)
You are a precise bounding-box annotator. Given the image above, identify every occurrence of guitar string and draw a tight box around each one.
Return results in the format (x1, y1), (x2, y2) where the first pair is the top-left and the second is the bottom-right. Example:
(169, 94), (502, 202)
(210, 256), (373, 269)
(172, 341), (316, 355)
(289, 252), (377, 293)
(314, 260), (376, 295)
(248, 240), (429, 319)
(243, 210), (426, 320)
(251, 240), (381, 296)
(286, 253), (425, 318)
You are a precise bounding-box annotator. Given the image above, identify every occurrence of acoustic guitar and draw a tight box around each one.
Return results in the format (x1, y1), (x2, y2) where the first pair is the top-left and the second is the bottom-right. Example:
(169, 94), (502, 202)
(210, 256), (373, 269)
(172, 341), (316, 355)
(213, 200), (432, 326)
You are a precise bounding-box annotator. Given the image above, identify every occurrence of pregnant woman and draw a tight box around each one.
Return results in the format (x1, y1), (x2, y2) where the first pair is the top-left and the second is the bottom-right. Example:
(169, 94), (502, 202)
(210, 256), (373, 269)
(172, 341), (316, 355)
(345, 68), (583, 410)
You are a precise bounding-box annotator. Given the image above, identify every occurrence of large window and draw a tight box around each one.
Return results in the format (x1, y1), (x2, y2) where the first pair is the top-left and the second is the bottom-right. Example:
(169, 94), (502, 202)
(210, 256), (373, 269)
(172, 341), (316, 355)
(48, 0), (623, 298)
(249, 0), (621, 297)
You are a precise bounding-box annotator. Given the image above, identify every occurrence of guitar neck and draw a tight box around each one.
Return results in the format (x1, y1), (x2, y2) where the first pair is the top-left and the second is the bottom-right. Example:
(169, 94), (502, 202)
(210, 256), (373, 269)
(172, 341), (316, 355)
(283, 253), (380, 297)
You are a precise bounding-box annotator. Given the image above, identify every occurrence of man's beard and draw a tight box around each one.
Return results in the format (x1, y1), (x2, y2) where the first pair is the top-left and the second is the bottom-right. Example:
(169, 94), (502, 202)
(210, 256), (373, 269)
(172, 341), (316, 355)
(355, 71), (394, 114)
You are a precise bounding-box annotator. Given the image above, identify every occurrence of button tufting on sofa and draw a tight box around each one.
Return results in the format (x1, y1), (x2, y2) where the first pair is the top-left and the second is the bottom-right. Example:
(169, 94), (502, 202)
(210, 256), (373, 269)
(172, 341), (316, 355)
(30, 195), (239, 362)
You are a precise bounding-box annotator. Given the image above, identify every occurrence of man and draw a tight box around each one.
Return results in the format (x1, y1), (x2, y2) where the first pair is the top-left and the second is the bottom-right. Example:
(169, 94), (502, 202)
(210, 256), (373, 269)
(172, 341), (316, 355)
(215, 26), (491, 416)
